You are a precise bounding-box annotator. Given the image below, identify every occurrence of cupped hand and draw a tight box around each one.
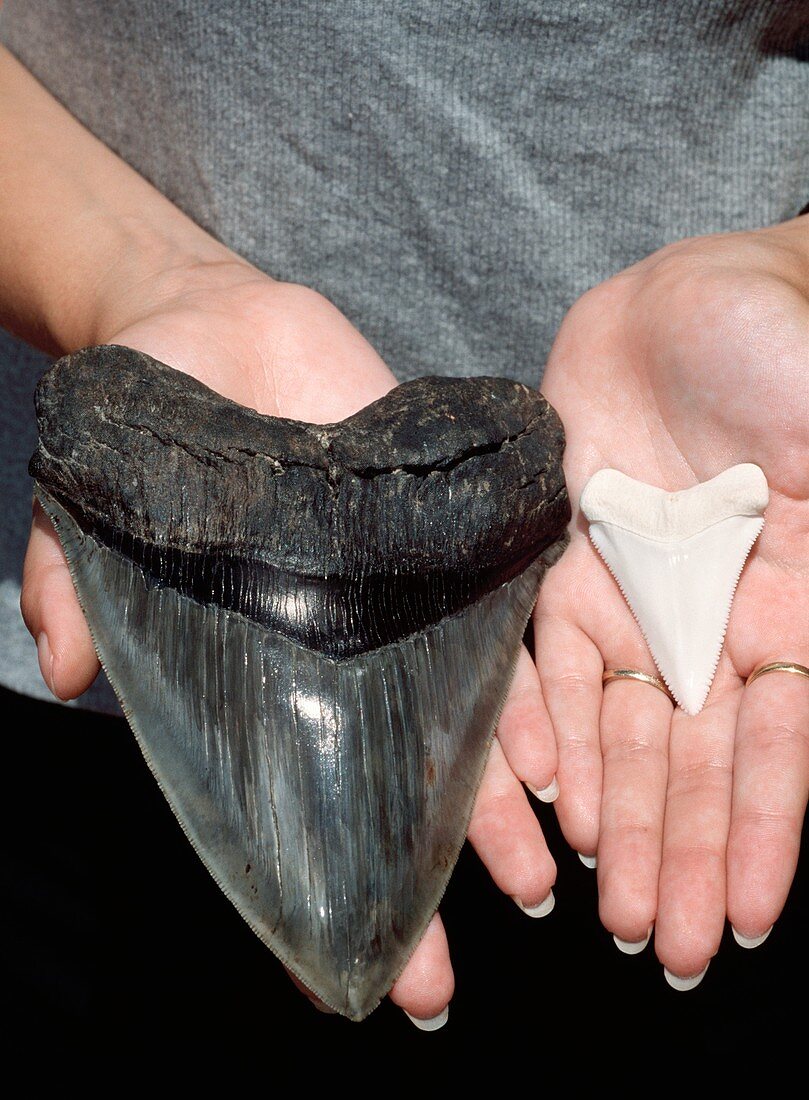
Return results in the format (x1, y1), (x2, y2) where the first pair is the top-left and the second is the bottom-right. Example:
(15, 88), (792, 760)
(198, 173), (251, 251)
(536, 216), (809, 983)
(20, 261), (558, 1023)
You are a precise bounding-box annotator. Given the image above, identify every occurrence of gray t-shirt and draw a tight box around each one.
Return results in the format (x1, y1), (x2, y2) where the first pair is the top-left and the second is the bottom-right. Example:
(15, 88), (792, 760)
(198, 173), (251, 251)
(1, 0), (807, 709)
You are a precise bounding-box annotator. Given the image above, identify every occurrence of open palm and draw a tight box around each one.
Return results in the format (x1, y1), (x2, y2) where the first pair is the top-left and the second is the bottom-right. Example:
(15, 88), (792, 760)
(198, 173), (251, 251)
(536, 218), (809, 983)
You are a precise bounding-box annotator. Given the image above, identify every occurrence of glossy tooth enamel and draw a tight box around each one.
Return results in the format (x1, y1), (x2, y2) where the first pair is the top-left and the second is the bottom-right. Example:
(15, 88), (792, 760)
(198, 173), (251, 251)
(581, 465), (768, 715)
(30, 345), (570, 1021)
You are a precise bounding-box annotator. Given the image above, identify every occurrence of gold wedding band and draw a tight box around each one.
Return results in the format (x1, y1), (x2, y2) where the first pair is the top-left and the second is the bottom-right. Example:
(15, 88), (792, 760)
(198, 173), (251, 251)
(602, 668), (674, 703)
(745, 661), (809, 688)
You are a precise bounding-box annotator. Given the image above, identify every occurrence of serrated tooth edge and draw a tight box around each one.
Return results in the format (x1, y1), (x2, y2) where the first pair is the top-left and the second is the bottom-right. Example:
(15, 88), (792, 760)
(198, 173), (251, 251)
(588, 518), (764, 715)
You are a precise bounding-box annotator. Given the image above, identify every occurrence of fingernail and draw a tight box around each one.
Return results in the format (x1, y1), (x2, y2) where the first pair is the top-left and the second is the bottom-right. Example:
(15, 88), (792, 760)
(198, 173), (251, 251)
(732, 925), (772, 950)
(664, 961), (710, 991)
(37, 632), (56, 696)
(533, 776), (559, 803)
(513, 889), (555, 919)
(614, 925), (653, 955)
(404, 1006), (449, 1032)
(578, 852), (597, 869)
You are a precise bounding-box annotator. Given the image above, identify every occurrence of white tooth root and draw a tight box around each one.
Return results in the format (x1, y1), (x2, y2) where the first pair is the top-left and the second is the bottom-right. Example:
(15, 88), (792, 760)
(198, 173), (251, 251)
(580, 464), (768, 715)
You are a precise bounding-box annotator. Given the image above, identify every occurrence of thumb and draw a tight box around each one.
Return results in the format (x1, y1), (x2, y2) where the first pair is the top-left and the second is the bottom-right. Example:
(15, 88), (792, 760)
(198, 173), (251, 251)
(20, 498), (100, 700)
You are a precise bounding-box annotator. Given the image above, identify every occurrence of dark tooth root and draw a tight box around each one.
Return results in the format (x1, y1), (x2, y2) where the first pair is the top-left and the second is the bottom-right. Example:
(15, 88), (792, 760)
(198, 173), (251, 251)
(31, 345), (570, 1020)
(53, 499), (566, 658)
(29, 345), (568, 581)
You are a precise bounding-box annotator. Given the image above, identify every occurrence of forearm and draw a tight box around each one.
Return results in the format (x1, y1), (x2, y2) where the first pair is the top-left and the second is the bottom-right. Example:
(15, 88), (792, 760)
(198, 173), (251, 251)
(0, 44), (243, 354)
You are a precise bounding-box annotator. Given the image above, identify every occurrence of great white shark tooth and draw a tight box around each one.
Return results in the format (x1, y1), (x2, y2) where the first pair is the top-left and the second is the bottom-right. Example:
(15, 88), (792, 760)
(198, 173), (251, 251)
(580, 465), (768, 715)
(30, 345), (570, 1020)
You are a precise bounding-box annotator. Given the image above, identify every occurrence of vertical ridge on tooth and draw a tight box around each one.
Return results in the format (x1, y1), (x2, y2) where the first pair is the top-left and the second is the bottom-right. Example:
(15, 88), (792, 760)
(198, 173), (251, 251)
(581, 465), (768, 715)
(37, 488), (562, 1020)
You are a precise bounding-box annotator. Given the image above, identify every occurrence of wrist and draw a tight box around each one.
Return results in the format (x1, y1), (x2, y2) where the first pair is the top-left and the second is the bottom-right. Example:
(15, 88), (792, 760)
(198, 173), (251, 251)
(0, 45), (270, 356)
(48, 210), (257, 353)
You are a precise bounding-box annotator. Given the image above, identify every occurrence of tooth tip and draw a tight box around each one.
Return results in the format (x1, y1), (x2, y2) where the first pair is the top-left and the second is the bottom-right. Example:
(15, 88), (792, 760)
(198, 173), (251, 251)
(671, 689), (707, 716)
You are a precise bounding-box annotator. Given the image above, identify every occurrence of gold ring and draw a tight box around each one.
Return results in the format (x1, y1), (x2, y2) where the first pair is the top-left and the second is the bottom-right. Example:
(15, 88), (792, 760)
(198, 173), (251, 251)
(745, 661), (809, 688)
(602, 668), (674, 703)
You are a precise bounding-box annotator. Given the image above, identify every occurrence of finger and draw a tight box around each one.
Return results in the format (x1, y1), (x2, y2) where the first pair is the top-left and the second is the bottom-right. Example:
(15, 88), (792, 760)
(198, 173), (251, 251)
(727, 669), (809, 945)
(497, 644), (559, 801)
(597, 670), (672, 947)
(534, 609), (603, 859)
(467, 737), (556, 913)
(388, 913), (454, 1029)
(655, 678), (739, 985)
(20, 500), (99, 700)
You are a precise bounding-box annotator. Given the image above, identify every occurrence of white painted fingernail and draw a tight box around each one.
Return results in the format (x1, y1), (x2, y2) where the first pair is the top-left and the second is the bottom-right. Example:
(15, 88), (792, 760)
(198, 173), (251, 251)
(404, 1006), (449, 1032)
(513, 889), (555, 918)
(614, 926), (653, 955)
(732, 925), (772, 949)
(533, 776), (559, 803)
(578, 852), (597, 869)
(664, 962), (710, 991)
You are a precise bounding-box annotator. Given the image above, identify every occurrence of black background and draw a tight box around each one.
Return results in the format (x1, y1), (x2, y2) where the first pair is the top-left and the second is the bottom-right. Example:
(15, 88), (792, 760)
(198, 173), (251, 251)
(3, 684), (805, 1075)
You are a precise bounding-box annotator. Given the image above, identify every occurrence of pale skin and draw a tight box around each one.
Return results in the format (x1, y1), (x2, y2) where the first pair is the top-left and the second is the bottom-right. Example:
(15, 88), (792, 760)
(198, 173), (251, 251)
(537, 230), (809, 977)
(2, 42), (807, 1015)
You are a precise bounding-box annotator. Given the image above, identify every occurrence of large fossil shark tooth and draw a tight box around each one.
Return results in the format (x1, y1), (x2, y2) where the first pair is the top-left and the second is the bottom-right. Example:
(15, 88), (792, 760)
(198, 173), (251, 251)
(580, 464), (768, 715)
(30, 344), (570, 1020)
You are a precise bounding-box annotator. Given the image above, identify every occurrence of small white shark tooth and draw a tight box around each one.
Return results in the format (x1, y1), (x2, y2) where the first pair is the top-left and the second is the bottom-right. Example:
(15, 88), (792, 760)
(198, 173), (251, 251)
(580, 464), (769, 715)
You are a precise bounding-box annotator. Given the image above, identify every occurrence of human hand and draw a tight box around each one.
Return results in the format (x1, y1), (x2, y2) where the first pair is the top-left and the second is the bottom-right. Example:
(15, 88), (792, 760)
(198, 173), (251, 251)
(20, 261), (560, 1023)
(535, 216), (809, 985)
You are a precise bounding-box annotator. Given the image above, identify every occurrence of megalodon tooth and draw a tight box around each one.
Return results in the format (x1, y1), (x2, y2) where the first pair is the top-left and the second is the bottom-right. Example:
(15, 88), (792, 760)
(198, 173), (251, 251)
(30, 345), (570, 1020)
(580, 464), (768, 715)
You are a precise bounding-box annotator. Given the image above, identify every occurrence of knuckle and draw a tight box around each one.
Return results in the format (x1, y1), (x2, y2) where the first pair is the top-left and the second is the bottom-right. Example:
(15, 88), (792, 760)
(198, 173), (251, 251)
(500, 684), (541, 718)
(750, 721), (809, 754)
(732, 805), (801, 839)
(602, 732), (667, 766)
(664, 841), (726, 868)
(602, 818), (658, 844)
(541, 669), (592, 698)
(667, 758), (731, 800)
(559, 732), (598, 763)
(468, 792), (517, 838)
